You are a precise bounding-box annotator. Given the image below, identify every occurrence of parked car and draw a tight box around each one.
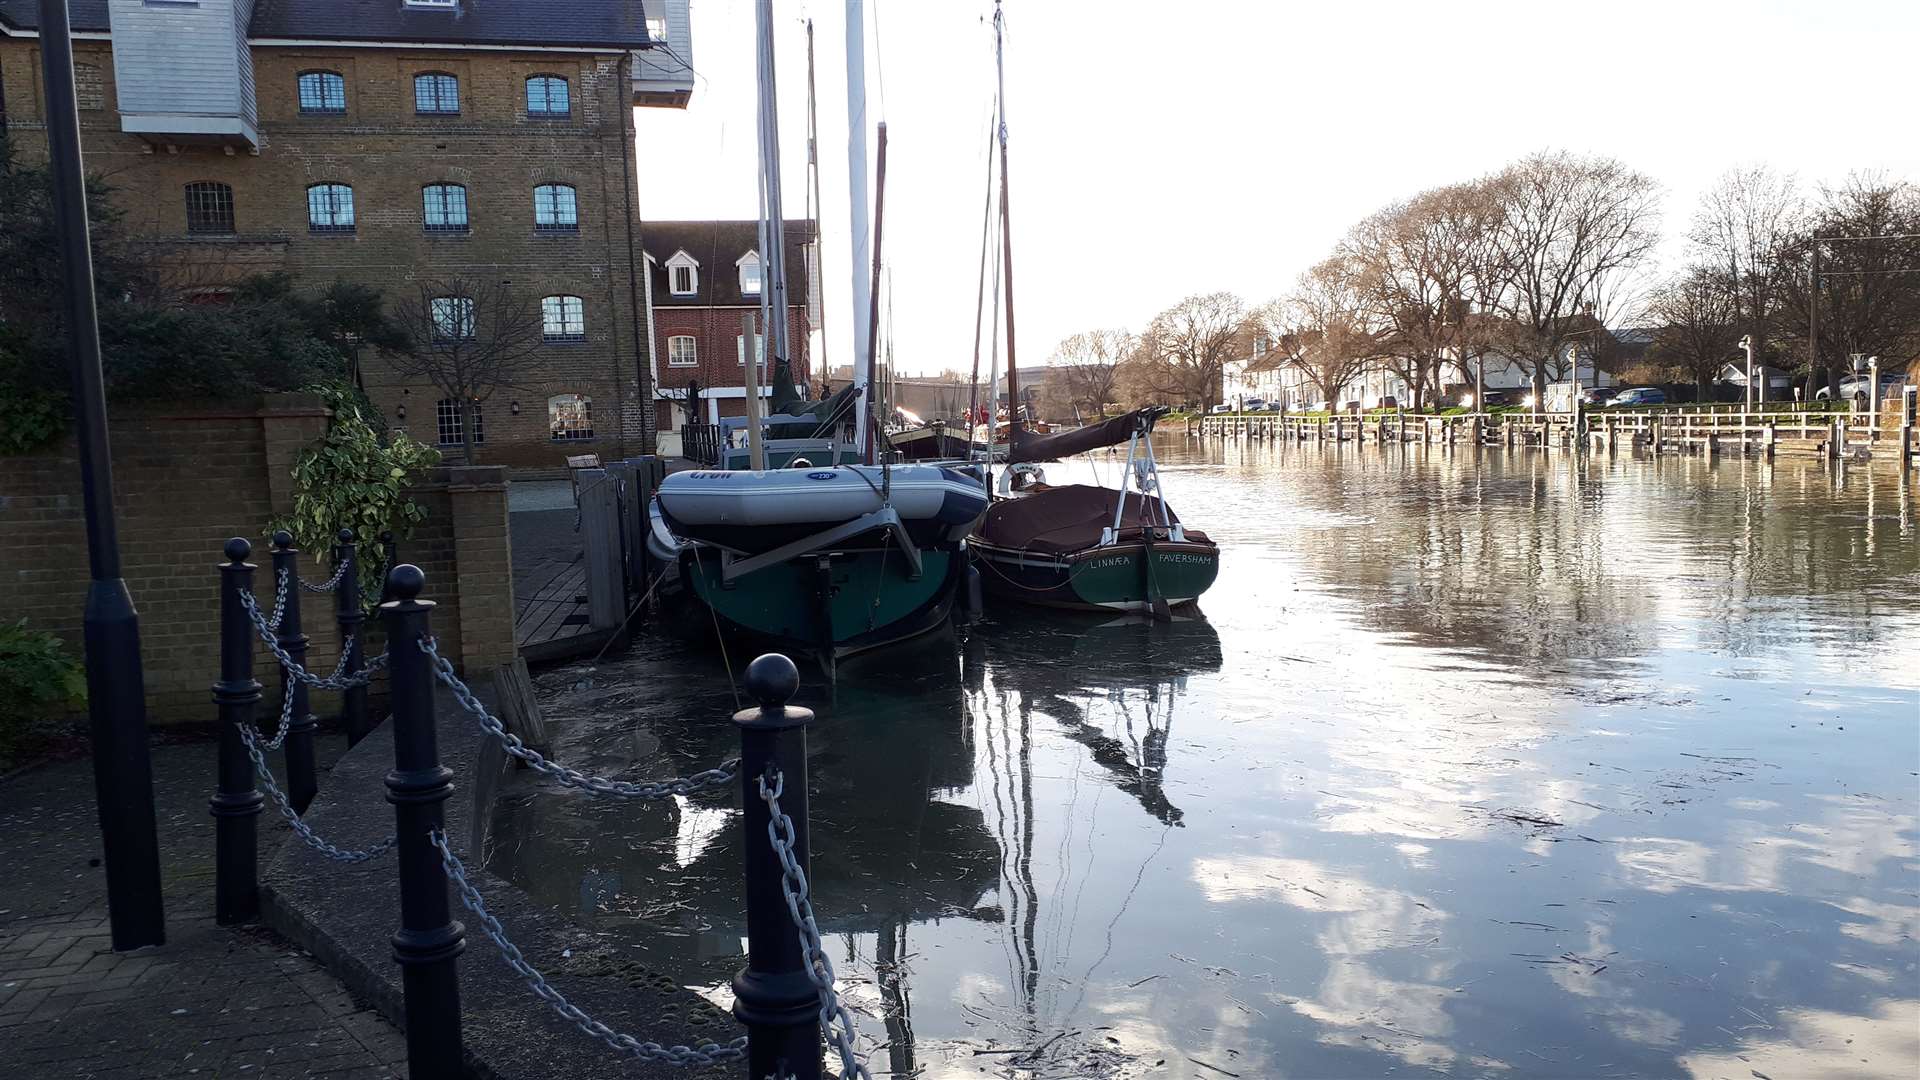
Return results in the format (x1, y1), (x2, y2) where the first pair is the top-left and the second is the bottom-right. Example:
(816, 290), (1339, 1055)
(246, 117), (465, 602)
(1463, 389), (1509, 408)
(1375, 396), (1400, 410)
(1608, 387), (1667, 407)
(1581, 386), (1620, 406)
(1244, 398), (1267, 411)
(1210, 403), (1232, 414)
(1306, 400), (1332, 412)
(1815, 374), (1903, 404)
(1262, 400), (1285, 412)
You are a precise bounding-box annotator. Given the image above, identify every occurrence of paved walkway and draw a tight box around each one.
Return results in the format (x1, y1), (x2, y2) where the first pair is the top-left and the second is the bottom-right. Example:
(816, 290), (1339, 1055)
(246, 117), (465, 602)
(0, 740), (408, 1079)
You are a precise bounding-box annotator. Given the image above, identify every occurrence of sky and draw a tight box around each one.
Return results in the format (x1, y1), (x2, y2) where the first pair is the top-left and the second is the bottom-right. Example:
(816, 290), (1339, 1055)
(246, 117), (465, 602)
(634, 0), (1920, 377)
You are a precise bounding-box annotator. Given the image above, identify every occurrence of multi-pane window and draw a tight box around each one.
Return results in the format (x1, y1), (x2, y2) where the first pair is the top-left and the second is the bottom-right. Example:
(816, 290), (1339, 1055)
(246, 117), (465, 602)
(548, 394), (593, 441)
(739, 253), (762, 296)
(297, 71), (346, 114)
(670, 264), (696, 295)
(533, 184), (578, 232)
(184, 182), (235, 235)
(436, 399), (483, 446)
(422, 184), (469, 232)
(414, 72), (460, 115)
(306, 183), (355, 233)
(667, 335), (697, 367)
(735, 334), (766, 366)
(541, 295), (585, 341)
(525, 75), (570, 117)
(430, 296), (475, 341)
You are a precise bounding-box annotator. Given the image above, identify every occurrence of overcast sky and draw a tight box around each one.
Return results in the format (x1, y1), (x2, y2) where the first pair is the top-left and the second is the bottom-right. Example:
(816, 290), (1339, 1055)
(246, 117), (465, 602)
(634, 0), (1920, 377)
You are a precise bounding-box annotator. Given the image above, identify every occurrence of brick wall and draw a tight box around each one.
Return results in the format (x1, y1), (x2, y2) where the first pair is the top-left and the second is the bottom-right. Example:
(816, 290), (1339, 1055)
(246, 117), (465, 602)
(0, 38), (654, 473)
(652, 304), (812, 430)
(0, 395), (515, 723)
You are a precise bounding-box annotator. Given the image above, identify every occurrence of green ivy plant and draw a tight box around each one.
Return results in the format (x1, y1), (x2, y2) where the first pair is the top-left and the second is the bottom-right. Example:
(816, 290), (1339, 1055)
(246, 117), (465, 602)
(269, 384), (441, 605)
(0, 619), (86, 762)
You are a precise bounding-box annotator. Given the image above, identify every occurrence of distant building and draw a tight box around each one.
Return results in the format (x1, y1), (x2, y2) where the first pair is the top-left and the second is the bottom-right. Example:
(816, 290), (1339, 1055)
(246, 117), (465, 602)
(0, 0), (693, 471)
(643, 220), (815, 430)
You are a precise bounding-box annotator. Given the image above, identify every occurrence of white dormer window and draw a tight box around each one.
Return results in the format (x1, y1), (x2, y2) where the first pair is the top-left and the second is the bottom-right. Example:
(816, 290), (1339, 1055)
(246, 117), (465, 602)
(665, 250), (700, 296)
(738, 250), (763, 296)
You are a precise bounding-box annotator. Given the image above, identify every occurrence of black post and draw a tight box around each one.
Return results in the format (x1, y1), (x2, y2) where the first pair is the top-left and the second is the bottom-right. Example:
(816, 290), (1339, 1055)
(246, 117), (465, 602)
(38, 0), (165, 951)
(270, 532), (318, 813)
(334, 529), (372, 746)
(381, 565), (465, 1079)
(211, 538), (264, 925)
(732, 654), (821, 1080)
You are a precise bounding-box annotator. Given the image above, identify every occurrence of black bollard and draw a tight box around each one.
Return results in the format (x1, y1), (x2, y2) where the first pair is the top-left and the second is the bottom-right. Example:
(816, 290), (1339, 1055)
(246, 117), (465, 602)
(270, 532), (318, 813)
(211, 537), (264, 924)
(334, 529), (372, 746)
(381, 564), (465, 1079)
(732, 653), (822, 1080)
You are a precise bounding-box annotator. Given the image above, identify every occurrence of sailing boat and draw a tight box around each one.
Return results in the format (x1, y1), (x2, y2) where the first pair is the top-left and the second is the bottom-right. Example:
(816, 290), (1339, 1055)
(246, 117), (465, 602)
(968, 4), (1218, 618)
(654, 1), (988, 667)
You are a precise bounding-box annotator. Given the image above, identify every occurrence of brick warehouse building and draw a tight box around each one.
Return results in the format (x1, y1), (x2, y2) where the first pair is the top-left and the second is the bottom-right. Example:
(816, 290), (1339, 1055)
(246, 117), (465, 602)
(0, 0), (696, 472)
(642, 219), (815, 432)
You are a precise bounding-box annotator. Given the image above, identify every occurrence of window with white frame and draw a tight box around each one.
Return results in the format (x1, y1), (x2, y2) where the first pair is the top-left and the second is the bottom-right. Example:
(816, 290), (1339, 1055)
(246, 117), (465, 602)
(435, 399), (482, 445)
(738, 251), (762, 296)
(532, 184), (578, 232)
(665, 251), (699, 296)
(548, 394), (593, 441)
(735, 334), (766, 367)
(430, 296), (475, 341)
(667, 335), (697, 367)
(541, 295), (585, 341)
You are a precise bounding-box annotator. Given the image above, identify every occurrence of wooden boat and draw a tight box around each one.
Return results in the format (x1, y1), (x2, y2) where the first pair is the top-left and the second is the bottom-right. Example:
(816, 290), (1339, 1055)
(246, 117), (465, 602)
(970, 408), (1218, 616)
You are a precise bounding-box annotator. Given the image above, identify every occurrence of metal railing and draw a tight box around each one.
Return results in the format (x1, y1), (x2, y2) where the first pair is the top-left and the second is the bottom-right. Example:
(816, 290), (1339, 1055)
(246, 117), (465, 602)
(682, 422), (723, 466)
(211, 543), (869, 1078)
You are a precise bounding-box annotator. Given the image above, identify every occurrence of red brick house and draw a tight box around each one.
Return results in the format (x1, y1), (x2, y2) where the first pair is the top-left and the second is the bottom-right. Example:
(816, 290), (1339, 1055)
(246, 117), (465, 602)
(642, 220), (814, 432)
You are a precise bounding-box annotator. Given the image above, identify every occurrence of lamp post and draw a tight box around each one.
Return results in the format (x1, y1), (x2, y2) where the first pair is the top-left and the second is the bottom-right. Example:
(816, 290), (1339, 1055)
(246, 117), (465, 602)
(37, 0), (165, 950)
(1740, 335), (1756, 411)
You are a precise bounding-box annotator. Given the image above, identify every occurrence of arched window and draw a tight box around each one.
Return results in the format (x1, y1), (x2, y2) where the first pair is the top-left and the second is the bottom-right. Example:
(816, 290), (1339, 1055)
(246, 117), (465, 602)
(541, 295), (586, 341)
(306, 183), (355, 233)
(184, 182), (235, 235)
(532, 184), (578, 232)
(436, 399), (482, 446)
(297, 70), (346, 114)
(548, 394), (593, 441)
(422, 183), (468, 232)
(429, 296), (475, 341)
(413, 72), (460, 115)
(525, 74), (570, 117)
(667, 335), (697, 367)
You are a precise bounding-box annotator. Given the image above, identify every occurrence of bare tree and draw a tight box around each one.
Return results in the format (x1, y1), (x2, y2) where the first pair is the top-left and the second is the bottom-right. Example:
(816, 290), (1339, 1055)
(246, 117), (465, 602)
(1139, 293), (1248, 410)
(1271, 260), (1380, 409)
(1485, 151), (1662, 411)
(1689, 165), (1800, 393)
(389, 275), (544, 462)
(1773, 172), (1920, 395)
(1647, 266), (1741, 400)
(1050, 329), (1131, 419)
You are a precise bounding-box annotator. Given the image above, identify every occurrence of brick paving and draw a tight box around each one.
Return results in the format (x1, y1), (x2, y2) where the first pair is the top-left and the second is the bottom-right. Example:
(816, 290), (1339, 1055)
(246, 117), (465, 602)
(0, 741), (408, 1079)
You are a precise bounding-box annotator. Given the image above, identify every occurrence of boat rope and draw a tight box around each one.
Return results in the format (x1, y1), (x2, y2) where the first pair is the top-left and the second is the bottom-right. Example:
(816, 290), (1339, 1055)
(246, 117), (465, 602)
(705, 579), (742, 712)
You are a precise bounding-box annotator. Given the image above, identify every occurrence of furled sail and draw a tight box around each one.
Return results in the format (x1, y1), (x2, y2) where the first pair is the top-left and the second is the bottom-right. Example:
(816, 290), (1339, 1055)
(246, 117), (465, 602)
(1007, 405), (1166, 464)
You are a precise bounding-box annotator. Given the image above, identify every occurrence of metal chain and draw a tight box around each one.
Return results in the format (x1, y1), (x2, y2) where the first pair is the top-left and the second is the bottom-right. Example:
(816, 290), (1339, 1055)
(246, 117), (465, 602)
(259, 676), (297, 752)
(264, 567), (291, 632)
(758, 770), (873, 1080)
(238, 722), (395, 863)
(420, 638), (739, 799)
(298, 559), (351, 594)
(429, 829), (749, 1066)
(238, 589), (381, 691)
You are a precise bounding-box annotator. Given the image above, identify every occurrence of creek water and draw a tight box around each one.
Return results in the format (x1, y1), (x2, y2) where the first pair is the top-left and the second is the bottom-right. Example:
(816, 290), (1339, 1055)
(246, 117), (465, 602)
(488, 438), (1920, 1079)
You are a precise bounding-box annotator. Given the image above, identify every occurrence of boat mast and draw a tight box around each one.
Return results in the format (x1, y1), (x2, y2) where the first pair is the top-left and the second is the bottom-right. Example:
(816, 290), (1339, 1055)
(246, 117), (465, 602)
(965, 104), (996, 456)
(845, 0), (874, 460)
(993, 2), (1022, 439)
(805, 19), (828, 386)
(866, 123), (889, 455)
(754, 1), (790, 382)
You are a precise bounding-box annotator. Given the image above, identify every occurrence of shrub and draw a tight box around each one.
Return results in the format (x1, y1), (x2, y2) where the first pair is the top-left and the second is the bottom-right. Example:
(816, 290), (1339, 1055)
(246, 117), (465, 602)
(0, 619), (86, 761)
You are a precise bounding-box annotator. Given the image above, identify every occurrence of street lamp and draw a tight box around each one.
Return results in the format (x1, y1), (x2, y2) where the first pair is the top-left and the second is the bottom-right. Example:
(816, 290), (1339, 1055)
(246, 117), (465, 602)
(36, 0), (165, 949)
(1740, 335), (1756, 410)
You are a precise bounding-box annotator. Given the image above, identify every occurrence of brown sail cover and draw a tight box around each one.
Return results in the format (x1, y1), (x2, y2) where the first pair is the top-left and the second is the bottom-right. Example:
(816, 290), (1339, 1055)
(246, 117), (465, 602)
(1007, 406), (1164, 464)
(975, 484), (1206, 556)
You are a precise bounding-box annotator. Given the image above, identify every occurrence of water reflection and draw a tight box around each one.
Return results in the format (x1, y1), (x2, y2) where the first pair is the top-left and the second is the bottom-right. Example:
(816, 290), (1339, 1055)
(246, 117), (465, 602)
(490, 441), (1920, 1079)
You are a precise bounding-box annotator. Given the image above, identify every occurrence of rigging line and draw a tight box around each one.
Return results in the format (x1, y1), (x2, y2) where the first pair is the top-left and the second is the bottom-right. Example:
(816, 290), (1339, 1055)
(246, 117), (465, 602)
(868, 0), (889, 120)
(966, 97), (999, 450)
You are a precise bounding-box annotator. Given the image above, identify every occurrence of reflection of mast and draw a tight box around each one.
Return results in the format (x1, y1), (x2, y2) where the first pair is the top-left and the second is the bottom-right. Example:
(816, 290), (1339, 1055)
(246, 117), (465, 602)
(1016, 693), (1040, 1015)
(1038, 690), (1184, 827)
(876, 917), (915, 1075)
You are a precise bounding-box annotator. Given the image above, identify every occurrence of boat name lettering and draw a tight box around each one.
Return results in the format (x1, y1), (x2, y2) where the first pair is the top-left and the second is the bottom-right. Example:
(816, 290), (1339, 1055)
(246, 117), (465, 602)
(1087, 556), (1130, 569)
(1157, 553), (1211, 564)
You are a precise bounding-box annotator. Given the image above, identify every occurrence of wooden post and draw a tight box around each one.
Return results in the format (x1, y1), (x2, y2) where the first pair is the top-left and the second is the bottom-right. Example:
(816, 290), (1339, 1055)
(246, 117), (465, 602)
(488, 657), (552, 759)
(576, 467), (623, 631)
(1765, 419), (1777, 461)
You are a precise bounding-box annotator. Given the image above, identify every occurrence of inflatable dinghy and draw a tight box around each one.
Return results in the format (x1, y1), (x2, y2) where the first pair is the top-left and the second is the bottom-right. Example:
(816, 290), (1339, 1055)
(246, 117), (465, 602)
(657, 464), (988, 554)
